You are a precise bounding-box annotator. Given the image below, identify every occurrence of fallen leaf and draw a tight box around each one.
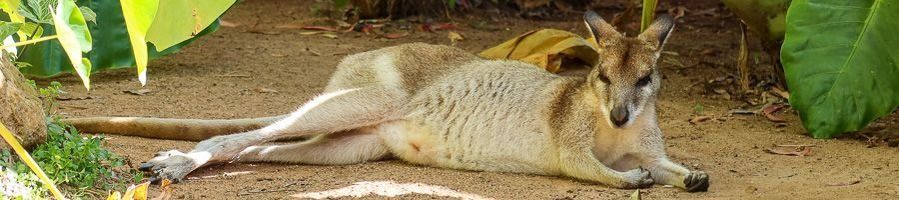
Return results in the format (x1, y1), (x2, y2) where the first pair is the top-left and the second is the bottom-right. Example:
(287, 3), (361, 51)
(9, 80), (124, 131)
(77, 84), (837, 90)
(124, 89), (152, 96)
(689, 116), (713, 124)
(421, 22), (457, 32)
(448, 31), (464, 43)
(151, 179), (174, 200)
(630, 189), (641, 200)
(219, 20), (239, 28)
(479, 29), (598, 73)
(383, 32), (409, 39)
(825, 179), (860, 187)
(762, 104), (787, 122)
(771, 86), (790, 100)
(764, 146), (812, 156)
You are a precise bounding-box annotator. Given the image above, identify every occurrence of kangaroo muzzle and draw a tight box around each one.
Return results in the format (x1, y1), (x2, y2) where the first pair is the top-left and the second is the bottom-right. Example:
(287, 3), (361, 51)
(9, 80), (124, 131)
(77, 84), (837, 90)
(610, 106), (629, 127)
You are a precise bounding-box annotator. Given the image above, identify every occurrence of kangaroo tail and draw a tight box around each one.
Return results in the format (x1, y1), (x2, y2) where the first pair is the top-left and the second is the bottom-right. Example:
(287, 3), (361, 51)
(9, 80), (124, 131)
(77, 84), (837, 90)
(61, 115), (285, 141)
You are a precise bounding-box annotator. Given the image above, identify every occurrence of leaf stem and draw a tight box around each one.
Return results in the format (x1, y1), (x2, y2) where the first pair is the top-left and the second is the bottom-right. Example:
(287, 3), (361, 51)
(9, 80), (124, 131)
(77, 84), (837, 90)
(0, 35), (59, 49)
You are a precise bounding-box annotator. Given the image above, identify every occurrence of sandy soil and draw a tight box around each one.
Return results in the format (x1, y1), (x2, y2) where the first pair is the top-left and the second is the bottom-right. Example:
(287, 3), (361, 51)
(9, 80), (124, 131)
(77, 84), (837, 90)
(49, 0), (899, 199)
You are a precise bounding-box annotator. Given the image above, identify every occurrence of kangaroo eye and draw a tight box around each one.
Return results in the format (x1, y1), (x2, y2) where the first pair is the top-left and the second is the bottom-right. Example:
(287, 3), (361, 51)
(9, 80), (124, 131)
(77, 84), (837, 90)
(635, 75), (651, 87)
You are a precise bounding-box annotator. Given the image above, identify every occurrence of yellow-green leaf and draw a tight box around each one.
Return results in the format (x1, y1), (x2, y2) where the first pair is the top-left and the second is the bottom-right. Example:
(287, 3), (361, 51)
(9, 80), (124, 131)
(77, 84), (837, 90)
(119, 0), (158, 85)
(51, 0), (92, 89)
(479, 29), (598, 72)
(145, 0), (236, 50)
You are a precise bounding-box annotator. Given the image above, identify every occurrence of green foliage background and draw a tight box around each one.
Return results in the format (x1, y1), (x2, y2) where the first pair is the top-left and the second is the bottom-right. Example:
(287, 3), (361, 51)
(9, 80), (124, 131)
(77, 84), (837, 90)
(16, 0), (220, 78)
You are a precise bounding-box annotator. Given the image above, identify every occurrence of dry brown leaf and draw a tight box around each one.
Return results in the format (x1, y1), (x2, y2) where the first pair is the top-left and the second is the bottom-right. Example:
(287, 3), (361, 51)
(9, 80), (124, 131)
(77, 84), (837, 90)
(762, 104), (787, 122)
(479, 29), (598, 73)
(764, 146), (812, 156)
(124, 89), (152, 96)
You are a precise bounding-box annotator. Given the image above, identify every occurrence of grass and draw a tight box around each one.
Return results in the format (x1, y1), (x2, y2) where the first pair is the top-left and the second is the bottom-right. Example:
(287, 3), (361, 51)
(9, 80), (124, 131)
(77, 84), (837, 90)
(1, 81), (143, 199)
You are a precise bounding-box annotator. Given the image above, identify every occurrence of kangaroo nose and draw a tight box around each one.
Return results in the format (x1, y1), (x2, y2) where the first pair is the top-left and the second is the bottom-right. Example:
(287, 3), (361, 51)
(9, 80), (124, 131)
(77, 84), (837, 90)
(611, 106), (629, 127)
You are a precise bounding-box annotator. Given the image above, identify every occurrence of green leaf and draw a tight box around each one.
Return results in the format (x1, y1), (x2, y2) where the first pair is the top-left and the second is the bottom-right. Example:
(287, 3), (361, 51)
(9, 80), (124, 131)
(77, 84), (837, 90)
(78, 6), (96, 23)
(19, 0), (54, 24)
(781, 0), (899, 138)
(144, 0), (236, 50)
(119, 0), (158, 85)
(0, 21), (21, 39)
(17, 0), (223, 79)
(51, 0), (92, 89)
(640, 0), (657, 32)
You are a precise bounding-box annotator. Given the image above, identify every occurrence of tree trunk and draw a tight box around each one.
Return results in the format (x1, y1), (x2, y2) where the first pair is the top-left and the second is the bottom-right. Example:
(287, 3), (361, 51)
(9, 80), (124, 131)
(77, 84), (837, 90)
(0, 55), (46, 150)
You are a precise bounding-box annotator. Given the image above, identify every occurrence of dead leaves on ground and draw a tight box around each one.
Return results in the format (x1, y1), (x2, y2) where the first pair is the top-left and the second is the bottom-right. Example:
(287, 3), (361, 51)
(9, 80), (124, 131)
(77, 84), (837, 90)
(106, 179), (173, 200)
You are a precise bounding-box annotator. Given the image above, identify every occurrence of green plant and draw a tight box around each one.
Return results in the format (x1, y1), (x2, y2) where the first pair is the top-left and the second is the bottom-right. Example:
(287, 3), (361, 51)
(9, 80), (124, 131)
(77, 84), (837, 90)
(723, 0), (898, 138)
(1, 82), (142, 199)
(781, 0), (899, 138)
(640, 0), (657, 32)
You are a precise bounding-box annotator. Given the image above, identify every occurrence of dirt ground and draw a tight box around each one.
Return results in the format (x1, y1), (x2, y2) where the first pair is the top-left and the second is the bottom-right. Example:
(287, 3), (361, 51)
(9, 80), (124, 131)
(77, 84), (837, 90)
(48, 0), (899, 199)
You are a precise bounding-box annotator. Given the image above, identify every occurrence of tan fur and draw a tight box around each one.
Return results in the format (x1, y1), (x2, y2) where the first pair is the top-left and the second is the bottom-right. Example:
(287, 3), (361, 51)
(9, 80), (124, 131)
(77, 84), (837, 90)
(71, 11), (709, 192)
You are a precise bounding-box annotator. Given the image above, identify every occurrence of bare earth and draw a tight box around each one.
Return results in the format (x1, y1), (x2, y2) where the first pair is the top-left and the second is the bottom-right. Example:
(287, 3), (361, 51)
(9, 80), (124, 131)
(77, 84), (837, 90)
(50, 0), (899, 199)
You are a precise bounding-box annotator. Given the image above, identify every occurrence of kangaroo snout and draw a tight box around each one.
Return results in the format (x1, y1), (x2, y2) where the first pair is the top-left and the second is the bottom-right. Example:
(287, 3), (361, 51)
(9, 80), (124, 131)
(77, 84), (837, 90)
(610, 106), (629, 127)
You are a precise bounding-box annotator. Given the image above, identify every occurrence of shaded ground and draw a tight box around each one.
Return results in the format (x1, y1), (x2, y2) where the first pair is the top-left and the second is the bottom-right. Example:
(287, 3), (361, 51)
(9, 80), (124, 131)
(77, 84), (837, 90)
(50, 0), (899, 199)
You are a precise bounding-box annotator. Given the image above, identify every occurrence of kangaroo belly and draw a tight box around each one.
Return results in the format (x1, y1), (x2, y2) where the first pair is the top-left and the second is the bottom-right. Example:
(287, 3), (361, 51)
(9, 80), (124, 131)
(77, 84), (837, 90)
(376, 119), (559, 175)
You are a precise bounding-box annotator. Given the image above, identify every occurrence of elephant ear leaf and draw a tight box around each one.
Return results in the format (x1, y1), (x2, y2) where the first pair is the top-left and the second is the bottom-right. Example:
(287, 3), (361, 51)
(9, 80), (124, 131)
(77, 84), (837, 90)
(781, 0), (899, 138)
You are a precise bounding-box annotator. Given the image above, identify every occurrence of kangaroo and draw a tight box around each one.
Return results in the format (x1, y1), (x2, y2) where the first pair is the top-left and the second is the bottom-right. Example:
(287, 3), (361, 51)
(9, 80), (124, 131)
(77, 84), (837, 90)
(64, 11), (709, 192)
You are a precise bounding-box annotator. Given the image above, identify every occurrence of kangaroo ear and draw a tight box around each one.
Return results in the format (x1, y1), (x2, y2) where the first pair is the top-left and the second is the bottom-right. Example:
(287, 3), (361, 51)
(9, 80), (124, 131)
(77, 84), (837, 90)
(638, 15), (675, 48)
(584, 10), (621, 43)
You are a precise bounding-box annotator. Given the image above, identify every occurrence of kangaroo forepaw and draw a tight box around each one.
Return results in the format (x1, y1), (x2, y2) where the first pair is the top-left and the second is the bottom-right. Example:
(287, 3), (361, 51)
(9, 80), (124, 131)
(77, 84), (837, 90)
(684, 171), (709, 192)
(620, 167), (654, 189)
(139, 150), (199, 183)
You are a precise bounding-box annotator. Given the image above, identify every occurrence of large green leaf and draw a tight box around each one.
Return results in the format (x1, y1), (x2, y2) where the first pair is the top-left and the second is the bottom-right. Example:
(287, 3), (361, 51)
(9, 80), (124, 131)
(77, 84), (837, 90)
(119, 0), (157, 85)
(144, 0), (236, 50)
(16, 0), (221, 79)
(781, 0), (899, 138)
(50, 0), (92, 89)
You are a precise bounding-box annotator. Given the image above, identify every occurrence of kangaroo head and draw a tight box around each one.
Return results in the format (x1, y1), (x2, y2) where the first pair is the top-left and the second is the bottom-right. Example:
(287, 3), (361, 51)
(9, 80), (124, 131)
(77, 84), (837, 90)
(583, 11), (674, 129)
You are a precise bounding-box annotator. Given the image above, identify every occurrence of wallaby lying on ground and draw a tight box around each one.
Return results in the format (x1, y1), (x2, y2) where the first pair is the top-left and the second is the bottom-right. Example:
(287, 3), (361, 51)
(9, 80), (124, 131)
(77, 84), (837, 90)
(64, 11), (709, 192)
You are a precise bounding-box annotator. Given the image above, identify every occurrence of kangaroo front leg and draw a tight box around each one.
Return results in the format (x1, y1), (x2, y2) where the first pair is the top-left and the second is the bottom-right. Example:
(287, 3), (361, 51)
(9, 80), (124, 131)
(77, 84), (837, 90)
(559, 147), (654, 189)
(645, 157), (709, 192)
(140, 87), (405, 182)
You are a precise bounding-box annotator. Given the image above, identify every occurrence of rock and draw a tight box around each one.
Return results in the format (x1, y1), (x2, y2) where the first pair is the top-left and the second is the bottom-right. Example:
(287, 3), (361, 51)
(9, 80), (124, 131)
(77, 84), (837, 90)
(0, 55), (46, 150)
